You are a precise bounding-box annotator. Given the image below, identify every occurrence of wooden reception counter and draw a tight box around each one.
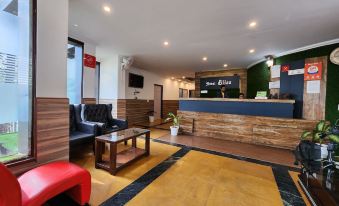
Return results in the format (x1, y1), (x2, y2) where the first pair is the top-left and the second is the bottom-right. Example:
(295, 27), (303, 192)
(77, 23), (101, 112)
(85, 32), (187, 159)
(178, 98), (318, 150)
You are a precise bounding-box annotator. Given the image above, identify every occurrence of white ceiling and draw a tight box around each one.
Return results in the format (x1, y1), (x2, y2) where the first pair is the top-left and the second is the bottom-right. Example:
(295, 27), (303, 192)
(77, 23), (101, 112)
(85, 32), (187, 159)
(69, 0), (339, 77)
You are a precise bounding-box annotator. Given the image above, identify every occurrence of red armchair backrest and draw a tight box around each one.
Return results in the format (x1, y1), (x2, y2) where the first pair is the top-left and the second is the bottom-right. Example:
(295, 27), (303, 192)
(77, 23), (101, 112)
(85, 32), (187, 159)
(0, 163), (21, 206)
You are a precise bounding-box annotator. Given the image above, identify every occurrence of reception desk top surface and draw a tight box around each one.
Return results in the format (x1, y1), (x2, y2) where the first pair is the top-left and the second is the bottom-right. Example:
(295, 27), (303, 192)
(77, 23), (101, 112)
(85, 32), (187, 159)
(179, 98), (295, 104)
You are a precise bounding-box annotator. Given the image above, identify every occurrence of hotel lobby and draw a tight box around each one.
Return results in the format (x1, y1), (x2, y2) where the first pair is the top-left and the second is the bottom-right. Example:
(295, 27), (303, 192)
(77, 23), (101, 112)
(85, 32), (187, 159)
(1, 0), (339, 206)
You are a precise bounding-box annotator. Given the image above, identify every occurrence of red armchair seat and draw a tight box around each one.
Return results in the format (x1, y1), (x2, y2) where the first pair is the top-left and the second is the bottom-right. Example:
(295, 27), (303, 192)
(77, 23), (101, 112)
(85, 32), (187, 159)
(0, 161), (91, 206)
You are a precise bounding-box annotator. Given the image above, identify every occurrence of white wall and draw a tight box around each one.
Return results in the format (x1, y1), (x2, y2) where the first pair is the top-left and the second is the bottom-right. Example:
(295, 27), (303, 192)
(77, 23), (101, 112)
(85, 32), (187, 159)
(36, 0), (68, 97)
(124, 67), (195, 100)
(99, 55), (120, 99)
(82, 43), (97, 98)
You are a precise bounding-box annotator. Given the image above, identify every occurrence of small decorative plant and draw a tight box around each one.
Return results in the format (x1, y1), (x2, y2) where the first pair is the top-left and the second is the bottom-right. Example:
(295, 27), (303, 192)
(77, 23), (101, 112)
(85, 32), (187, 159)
(165, 112), (181, 136)
(301, 120), (339, 144)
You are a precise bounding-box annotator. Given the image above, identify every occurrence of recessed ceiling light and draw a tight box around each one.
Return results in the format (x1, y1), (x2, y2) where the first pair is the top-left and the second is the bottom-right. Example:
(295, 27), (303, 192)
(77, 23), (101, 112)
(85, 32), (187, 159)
(249, 49), (255, 53)
(103, 6), (111, 13)
(202, 57), (208, 61)
(171, 77), (175, 80)
(163, 41), (169, 46)
(178, 79), (182, 82)
(182, 76), (186, 79)
(73, 24), (79, 27)
(223, 64), (228, 68)
(249, 21), (257, 28)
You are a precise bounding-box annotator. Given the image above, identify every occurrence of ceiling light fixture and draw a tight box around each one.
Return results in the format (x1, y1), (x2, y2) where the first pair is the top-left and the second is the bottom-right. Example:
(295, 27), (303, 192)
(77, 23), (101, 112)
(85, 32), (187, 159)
(182, 76), (186, 79)
(103, 6), (111, 13)
(223, 64), (228, 68)
(74, 24), (79, 27)
(265, 55), (274, 67)
(163, 41), (169, 46)
(202, 57), (208, 61)
(249, 49), (255, 53)
(171, 77), (175, 80)
(249, 21), (257, 28)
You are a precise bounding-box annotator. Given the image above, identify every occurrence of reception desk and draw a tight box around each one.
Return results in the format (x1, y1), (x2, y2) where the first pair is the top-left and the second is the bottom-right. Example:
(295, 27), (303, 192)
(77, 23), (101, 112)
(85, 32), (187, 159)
(178, 98), (317, 149)
(179, 98), (295, 118)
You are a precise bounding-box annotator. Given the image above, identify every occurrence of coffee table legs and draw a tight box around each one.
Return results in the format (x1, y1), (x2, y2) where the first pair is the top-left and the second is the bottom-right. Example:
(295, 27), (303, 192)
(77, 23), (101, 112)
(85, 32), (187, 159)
(109, 143), (117, 175)
(145, 132), (150, 156)
(95, 140), (104, 169)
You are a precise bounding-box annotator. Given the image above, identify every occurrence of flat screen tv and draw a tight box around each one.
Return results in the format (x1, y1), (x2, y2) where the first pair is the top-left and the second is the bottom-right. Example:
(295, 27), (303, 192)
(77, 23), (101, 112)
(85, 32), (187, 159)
(128, 73), (144, 88)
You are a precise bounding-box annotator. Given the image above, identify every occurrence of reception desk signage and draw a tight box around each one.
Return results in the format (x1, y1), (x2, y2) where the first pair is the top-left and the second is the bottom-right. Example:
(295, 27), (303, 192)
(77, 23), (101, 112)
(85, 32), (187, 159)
(304, 61), (322, 80)
(200, 76), (240, 89)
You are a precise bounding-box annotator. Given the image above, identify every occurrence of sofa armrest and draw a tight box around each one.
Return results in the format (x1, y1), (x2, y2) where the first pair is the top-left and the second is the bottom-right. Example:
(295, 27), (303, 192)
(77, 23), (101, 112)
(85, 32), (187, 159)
(78, 121), (98, 135)
(111, 119), (128, 129)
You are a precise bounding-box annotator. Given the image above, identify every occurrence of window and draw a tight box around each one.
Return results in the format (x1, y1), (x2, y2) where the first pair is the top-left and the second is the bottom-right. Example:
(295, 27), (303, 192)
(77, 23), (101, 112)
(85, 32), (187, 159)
(95, 61), (100, 102)
(67, 38), (83, 104)
(0, 0), (35, 163)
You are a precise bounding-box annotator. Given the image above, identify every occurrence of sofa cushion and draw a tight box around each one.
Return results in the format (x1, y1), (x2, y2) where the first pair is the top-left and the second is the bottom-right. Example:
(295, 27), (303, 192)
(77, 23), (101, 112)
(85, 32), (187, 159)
(70, 131), (95, 146)
(82, 104), (108, 123)
(69, 105), (77, 132)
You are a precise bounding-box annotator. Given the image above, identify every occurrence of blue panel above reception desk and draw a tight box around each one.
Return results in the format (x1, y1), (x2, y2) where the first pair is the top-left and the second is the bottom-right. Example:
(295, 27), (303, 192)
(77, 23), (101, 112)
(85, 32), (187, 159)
(179, 98), (295, 118)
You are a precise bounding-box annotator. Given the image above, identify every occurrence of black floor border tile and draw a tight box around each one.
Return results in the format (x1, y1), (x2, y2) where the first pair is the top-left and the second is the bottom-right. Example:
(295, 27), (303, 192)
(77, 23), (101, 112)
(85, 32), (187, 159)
(272, 167), (306, 206)
(100, 147), (190, 206)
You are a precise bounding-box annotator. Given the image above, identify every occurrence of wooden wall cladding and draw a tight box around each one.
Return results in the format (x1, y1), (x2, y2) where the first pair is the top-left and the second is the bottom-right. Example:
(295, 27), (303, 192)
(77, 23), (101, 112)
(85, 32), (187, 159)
(82, 98), (96, 104)
(303, 56), (327, 120)
(116, 99), (154, 126)
(195, 69), (247, 97)
(178, 110), (317, 150)
(9, 98), (69, 175)
(162, 100), (179, 117)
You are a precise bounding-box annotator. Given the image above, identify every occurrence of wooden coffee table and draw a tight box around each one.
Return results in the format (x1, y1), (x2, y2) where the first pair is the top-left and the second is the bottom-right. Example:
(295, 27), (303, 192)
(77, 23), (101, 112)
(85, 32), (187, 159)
(95, 128), (150, 175)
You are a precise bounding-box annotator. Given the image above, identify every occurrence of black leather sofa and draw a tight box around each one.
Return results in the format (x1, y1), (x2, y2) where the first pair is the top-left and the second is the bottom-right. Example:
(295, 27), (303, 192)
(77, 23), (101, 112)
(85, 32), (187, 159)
(80, 104), (128, 135)
(69, 105), (97, 147)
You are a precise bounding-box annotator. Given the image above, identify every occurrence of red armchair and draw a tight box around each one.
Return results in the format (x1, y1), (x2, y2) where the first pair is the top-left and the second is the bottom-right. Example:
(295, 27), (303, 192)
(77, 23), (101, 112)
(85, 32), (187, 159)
(0, 161), (91, 206)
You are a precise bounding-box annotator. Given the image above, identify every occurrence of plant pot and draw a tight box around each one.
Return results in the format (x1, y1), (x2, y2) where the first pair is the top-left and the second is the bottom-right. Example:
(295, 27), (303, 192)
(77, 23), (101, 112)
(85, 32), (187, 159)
(170, 126), (179, 136)
(149, 116), (154, 123)
(316, 143), (328, 159)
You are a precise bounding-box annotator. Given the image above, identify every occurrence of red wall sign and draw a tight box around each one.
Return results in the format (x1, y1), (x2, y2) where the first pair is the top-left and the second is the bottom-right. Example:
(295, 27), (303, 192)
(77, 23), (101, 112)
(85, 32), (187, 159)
(84, 54), (96, 69)
(304, 62), (322, 81)
(281, 65), (290, 72)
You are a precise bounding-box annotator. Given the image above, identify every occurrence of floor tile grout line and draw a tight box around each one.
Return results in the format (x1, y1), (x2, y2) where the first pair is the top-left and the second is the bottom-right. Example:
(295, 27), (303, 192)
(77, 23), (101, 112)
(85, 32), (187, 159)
(99, 147), (190, 206)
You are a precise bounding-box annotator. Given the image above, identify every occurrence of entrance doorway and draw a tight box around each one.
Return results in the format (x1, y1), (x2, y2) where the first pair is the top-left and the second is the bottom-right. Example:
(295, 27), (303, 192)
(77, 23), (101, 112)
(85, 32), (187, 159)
(154, 84), (163, 120)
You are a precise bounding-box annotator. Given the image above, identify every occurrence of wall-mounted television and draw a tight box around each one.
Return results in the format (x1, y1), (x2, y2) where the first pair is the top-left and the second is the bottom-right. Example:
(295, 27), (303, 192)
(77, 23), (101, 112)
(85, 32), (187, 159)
(128, 73), (144, 88)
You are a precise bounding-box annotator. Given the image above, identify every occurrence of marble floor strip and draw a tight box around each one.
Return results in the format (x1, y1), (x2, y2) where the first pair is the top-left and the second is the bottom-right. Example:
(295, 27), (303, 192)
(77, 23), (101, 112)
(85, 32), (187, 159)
(100, 148), (191, 206)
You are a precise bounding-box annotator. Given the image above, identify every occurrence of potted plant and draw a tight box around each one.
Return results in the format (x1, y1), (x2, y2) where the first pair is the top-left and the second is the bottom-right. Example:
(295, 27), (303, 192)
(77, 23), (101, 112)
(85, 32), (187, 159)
(301, 120), (339, 159)
(146, 111), (155, 123)
(165, 112), (181, 136)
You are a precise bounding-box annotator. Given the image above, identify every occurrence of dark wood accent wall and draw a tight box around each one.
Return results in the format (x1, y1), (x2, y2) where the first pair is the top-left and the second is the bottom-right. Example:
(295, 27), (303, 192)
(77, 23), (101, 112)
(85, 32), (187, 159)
(9, 98), (69, 175)
(82, 98), (96, 104)
(195, 69), (247, 97)
(178, 110), (317, 150)
(162, 100), (179, 117)
(117, 99), (154, 126)
(303, 56), (327, 120)
(116, 99), (179, 126)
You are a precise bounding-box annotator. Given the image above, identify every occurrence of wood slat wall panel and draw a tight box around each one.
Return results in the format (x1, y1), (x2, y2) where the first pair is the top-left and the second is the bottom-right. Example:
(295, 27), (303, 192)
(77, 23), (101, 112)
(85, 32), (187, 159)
(195, 69), (247, 97)
(82, 98), (97, 104)
(178, 110), (317, 149)
(9, 98), (69, 175)
(162, 100), (179, 117)
(303, 56), (327, 120)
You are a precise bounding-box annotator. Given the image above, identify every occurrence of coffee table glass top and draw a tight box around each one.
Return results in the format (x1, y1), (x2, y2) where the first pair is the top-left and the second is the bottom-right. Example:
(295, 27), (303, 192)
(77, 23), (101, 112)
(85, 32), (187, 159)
(96, 128), (150, 142)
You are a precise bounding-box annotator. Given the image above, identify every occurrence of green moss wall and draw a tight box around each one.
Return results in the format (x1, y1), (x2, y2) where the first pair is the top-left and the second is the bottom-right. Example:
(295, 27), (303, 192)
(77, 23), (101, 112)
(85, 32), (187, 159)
(247, 43), (339, 123)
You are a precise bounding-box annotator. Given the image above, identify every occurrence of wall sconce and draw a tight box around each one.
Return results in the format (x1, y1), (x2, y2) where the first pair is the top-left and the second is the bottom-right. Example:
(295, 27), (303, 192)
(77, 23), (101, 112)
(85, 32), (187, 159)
(265, 55), (274, 68)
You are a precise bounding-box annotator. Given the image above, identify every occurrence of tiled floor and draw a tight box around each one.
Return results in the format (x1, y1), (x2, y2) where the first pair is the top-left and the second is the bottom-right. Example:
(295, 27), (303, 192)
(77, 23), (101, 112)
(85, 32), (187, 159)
(71, 140), (180, 206)
(53, 129), (310, 206)
(126, 150), (283, 206)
